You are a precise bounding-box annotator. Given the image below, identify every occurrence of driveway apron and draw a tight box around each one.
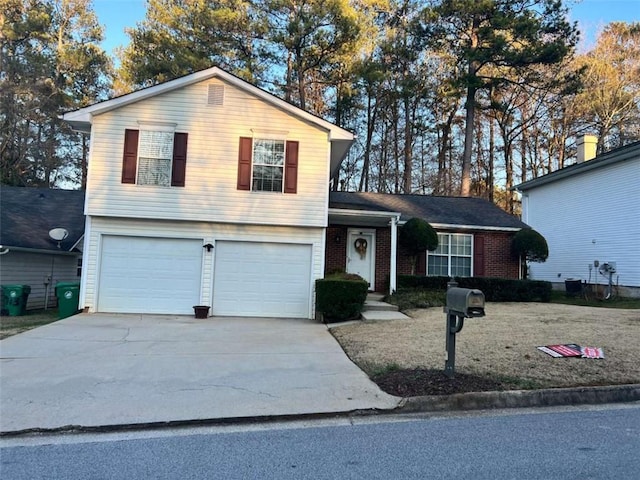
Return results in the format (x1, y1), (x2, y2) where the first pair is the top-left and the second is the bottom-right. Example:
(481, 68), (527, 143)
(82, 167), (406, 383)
(0, 314), (399, 433)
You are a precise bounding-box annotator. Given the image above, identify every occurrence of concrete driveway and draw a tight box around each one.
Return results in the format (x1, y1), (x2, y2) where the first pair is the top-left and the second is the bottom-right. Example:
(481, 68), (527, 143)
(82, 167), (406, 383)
(0, 314), (399, 433)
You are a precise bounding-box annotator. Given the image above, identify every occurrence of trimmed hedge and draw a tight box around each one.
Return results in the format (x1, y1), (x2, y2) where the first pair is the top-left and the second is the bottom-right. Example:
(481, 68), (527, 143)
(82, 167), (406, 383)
(398, 275), (452, 290)
(316, 274), (369, 321)
(397, 275), (552, 303)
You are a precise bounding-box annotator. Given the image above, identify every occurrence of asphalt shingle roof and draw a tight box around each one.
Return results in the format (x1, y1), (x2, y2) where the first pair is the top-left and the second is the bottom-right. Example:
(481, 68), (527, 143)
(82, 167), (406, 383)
(329, 191), (528, 229)
(0, 186), (85, 252)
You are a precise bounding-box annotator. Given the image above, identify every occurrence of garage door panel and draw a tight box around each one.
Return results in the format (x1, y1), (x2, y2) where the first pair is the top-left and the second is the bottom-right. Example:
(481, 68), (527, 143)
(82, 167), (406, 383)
(213, 241), (311, 318)
(98, 236), (202, 314)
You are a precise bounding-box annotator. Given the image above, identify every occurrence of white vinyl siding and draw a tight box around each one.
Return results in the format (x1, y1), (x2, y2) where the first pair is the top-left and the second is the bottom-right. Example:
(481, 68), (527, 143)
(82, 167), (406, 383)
(427, 233), (473, 277)
(81, 216), (324, 318)
(522, 158), (640, 288)
(85, 79), (331, 228)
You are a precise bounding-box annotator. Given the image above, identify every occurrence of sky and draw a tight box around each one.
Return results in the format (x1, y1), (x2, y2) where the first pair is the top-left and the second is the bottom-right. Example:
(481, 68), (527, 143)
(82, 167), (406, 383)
(93, 0), (640, 60)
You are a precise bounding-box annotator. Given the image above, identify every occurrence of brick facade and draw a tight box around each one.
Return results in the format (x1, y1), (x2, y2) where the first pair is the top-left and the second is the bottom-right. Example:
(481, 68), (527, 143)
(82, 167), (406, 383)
(325, 225), (520, 292)
(472, 231), (520, 279)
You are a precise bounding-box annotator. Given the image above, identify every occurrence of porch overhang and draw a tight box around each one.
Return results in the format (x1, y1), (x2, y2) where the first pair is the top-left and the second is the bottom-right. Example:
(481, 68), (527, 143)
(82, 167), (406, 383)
(328, 208), (401, 294)
(328, 208), (401, 227)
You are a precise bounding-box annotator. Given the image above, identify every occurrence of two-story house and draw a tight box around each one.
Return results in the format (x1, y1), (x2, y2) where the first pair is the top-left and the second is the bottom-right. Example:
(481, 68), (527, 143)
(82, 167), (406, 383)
(64, 66), (528, 319)
(64, 67), (354, 318)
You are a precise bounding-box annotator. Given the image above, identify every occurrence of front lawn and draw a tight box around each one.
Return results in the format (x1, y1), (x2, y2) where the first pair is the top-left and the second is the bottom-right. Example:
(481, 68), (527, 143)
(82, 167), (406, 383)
(332, 302), (640, 396)
(0, 309), (60, 339)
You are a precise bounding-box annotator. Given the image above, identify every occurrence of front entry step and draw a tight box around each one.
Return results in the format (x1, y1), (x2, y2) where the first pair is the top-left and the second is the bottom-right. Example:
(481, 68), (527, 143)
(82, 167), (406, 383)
(364, 300), (399, 312)
(361, 310), (411, 321)
(361, 294), (411, 321)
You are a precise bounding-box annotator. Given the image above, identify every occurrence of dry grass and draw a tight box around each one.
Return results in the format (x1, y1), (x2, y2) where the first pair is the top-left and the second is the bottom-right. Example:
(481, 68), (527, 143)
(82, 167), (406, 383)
(331, 303), (640, 388)
(0, 309), (60, 340)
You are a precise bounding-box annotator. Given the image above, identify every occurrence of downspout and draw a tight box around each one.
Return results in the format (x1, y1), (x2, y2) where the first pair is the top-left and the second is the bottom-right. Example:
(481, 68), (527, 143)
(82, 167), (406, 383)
(389, 215), (400, 294)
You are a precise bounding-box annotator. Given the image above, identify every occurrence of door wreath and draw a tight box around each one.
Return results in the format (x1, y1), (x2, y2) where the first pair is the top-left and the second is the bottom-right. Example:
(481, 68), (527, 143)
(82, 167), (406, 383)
(354, 238), (368, 260)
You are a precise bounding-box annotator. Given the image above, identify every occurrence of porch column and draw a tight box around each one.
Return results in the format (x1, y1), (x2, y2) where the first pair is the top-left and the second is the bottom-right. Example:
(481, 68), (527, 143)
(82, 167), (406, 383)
(389, 215), (399, 294)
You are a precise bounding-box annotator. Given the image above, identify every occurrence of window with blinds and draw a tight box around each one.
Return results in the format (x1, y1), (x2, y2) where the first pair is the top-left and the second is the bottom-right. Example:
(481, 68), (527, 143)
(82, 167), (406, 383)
(137, 130), (174, 186)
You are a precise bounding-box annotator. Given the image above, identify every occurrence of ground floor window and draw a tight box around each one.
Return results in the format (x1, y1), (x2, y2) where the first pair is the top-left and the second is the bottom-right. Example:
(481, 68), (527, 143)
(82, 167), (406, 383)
(427, 233), (472, 277)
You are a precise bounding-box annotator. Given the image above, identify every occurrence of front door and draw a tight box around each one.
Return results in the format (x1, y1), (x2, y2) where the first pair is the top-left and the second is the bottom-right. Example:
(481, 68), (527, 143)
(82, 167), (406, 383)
(346, 229), (376, 290)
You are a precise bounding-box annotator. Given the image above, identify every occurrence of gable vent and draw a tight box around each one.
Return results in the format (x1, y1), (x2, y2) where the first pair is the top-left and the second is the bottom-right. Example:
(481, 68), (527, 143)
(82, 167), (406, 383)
(207, 84), (224, 106)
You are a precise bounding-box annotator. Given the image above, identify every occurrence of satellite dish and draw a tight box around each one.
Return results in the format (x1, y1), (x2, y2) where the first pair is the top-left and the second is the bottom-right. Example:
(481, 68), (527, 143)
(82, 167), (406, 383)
(49, 228), (69, 241)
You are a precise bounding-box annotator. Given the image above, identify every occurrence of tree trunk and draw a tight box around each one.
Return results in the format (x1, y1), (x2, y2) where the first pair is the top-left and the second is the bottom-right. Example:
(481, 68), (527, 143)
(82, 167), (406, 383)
(504, 139), (514, 214)
(359, 93), (376, 192)
(488, 116), (495, 203)
(403, 95), (412, 193)
(460, 82), (476, 197)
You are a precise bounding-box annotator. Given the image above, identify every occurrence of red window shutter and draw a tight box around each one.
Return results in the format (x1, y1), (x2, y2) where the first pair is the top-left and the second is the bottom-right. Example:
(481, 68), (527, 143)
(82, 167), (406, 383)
(237, 137), (252, 190)
(171, 132), (188, 187)
(284, 140), (299, 194)
(121, 129), (139, 184)
(473, 235), (485, 277)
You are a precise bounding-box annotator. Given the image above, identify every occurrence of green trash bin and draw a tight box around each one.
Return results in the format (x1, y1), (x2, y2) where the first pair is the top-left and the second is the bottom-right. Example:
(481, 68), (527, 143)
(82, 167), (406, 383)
(56, 282), (80, 319)
(1, 284), (31, 316)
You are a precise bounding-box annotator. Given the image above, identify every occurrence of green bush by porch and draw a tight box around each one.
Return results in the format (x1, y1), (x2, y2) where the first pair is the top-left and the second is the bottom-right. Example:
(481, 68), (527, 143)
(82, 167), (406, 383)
(396, 275), (552, 303)
(316, 273), (368, 321)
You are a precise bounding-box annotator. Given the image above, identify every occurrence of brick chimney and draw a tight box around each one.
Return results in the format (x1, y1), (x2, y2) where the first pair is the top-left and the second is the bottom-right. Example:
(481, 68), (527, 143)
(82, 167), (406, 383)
(576, 135), (598, 163)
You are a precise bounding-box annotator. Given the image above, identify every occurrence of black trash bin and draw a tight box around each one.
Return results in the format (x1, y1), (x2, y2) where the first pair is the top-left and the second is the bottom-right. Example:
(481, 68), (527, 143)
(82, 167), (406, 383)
(565, 279), (582, 297)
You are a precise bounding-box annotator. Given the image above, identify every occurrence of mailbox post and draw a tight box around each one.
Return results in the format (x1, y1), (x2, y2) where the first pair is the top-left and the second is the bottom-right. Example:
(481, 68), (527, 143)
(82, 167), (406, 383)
(443, 281), (485, 378)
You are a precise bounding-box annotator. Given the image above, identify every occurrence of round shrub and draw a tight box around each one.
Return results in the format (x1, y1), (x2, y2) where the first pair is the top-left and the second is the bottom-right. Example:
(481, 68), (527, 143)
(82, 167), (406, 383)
(512, 228), (549, 263)
(400, 217), (438, 255)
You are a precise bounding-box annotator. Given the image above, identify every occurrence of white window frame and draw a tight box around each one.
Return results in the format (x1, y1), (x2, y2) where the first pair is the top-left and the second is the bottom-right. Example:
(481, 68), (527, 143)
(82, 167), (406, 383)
(136, 123), (176, 187)
(251, 138), (286, 193)
(427, 233), (474, 277)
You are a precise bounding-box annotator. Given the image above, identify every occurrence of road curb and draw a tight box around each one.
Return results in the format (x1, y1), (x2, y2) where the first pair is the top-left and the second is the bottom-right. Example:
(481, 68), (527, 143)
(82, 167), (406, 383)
(2, 385), (639, 438)
(396, 384), (640, 413)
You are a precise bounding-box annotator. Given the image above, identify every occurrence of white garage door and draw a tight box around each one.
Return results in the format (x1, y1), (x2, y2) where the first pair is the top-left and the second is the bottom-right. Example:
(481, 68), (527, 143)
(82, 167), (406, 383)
(213, 241), (312, 318)
(98, 236), (203, 314)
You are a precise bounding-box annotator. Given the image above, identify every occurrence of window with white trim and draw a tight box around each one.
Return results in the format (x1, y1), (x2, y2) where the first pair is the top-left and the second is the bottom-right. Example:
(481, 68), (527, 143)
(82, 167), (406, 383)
(252, 139), (284, 192)
(137, 129), (174, 186)
(427, 233), (473, 277)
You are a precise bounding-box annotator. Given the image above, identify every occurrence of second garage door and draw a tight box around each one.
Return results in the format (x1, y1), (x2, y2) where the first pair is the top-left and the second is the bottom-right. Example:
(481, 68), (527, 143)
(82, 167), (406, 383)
(213, 241), (312, 318)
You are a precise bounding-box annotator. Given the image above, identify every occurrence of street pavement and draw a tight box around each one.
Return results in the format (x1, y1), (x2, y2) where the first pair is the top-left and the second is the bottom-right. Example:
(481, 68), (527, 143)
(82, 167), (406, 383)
(0, 313), (399, 433)
(3, 404), (639, 479)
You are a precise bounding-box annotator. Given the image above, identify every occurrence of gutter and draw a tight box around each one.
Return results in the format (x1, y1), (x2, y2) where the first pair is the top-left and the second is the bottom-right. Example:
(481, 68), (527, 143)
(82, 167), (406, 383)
(328, 208), (402, 219)
(428, 223), (523, 232)
(328, 210), (523, 232)
(0, 246), (80, 256)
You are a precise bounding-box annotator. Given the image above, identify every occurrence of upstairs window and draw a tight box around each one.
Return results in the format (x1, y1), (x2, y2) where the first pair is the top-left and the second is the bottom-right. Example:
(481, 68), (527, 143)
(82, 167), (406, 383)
(121, 128), (188, 187)
(427, 233), (473, 277)
(252, 139), (284, 192)
(237, 137), (298, 193)
(137, 130), (174, 186)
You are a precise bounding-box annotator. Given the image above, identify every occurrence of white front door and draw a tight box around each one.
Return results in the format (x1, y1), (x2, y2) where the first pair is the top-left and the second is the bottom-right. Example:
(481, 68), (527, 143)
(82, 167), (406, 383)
(346, 229), (375, 290)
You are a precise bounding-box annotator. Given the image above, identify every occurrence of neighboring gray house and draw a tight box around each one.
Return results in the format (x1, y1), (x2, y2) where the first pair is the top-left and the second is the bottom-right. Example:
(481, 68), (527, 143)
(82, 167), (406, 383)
(514, 137), (640, 297)
(0, 186), (85, 310)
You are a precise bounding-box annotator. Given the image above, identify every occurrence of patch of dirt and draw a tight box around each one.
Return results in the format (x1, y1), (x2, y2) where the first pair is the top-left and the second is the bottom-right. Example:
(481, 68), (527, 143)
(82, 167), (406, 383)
(373, 369), (506, 396)
(332, 302), (640, 395)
